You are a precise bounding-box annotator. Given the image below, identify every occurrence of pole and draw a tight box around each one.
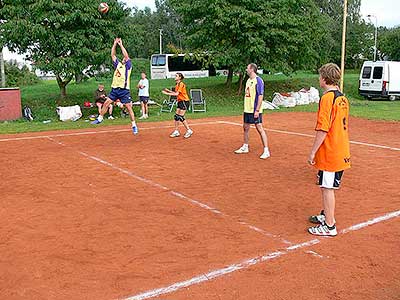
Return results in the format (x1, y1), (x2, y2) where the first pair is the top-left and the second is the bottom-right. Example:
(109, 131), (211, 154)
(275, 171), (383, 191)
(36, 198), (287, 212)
(374, 17), (378, 61)
(0, 48), (5, 88)
(159, 29), (163, 54)
(340, 0), (348, 92)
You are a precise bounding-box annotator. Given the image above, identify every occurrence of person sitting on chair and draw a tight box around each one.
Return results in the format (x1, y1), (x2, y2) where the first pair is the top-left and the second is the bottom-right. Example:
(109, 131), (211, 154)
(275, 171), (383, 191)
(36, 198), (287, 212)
(94, 84), (114, 120)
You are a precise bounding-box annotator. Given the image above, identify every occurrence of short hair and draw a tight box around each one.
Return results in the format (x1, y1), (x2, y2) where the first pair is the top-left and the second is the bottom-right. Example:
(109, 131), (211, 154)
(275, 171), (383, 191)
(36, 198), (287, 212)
(176, 73), (185, 80)
(141, 72), (146, 75)
(249, 63), (258, 73)
(318, 63), (341, 86)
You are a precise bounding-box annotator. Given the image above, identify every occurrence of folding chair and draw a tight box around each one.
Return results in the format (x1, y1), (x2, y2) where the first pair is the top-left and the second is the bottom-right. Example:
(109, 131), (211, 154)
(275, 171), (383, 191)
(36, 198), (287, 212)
(190, 89), (206, 112)
(160, 87), (177, 113)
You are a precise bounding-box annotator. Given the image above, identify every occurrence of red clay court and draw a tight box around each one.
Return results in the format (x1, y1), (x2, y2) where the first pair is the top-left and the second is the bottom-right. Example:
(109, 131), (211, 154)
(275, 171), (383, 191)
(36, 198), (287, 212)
(1, 112), (399, 300)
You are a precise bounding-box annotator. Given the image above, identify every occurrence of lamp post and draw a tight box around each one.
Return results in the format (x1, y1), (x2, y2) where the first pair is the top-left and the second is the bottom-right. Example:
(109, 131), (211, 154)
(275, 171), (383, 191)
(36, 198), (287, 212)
(0, 47), (5, 88)
(159, 29), (163, 54)
(340, 0), (348, 92)
(367, 14), (378, 61)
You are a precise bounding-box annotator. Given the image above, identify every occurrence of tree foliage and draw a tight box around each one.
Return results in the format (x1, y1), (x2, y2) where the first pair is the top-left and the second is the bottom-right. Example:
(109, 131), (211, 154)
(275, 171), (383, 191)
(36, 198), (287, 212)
(379, 26), (400, 61)
(0, 0), (130, 97)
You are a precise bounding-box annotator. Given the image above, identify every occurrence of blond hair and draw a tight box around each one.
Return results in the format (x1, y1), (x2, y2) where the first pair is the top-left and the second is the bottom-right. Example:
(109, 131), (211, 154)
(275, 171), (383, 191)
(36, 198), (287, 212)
(318, 63), (341, 86)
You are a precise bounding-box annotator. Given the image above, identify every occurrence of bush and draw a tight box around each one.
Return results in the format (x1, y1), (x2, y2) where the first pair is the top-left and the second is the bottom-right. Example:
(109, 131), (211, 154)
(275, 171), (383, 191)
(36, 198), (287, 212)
(5, 60), (39, 87)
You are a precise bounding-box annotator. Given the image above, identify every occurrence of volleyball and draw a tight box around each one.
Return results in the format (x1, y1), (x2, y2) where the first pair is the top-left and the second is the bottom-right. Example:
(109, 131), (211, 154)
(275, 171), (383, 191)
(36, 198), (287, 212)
(98, 2), (109, 14)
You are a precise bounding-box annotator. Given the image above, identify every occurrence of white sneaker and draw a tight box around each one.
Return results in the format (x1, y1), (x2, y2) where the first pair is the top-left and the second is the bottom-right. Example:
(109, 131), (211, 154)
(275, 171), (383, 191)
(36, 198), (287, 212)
(260, 150), (271, 159)
(170, 130), (180, 138)
(108, 115), (115, 120)
(139, 115), (145, 119)
(234, 146), (249, 154)
(308, 223), (337, 237)
(184, 129), (193, 139)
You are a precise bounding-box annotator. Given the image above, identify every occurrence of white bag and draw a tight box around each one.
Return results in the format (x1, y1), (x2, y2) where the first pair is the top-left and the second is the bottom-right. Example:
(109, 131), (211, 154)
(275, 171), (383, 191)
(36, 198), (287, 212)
(309, 87), (320, 103)
(296, 90), (310, 105)
(262, 101), (279, 110)
(57, 105), (82, 122)
(272, 93), (296, 108)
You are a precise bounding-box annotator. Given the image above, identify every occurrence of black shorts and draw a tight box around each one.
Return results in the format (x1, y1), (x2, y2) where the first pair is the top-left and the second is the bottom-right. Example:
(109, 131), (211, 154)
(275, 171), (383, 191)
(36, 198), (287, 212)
(177, 101), (190, 110)
(244, 112), (263, 124)
(317, 170), (344, 189)
(139, 96), (149, 103)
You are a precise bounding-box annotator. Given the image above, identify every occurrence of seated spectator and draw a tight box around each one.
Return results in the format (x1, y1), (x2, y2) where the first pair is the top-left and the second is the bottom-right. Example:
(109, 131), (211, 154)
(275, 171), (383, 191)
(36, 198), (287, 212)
(94, 84), (114, 120)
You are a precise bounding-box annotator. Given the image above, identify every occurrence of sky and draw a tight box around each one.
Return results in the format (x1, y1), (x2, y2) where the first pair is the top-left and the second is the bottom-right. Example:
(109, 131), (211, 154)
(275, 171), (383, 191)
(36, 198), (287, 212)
(4, 0), (400, 63)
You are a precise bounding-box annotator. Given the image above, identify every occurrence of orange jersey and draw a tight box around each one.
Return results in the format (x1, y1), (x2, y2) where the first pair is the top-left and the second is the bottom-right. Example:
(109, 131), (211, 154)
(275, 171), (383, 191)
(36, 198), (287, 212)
(175, 82), (189, 102)
(315, 90), (351, 172)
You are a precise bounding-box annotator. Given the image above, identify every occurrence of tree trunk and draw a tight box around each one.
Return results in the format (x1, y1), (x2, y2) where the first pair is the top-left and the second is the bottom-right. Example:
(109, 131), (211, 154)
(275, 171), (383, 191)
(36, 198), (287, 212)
(237, 73), (249, 95)
(225, 66), (234, 87)
(75, 73), (83, 84)
(56, 74), (72, 98)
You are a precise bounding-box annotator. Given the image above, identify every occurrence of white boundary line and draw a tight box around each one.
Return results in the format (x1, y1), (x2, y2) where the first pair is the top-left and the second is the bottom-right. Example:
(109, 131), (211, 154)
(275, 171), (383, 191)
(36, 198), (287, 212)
(46, 136), (293, 246)
(122, 209), (400, 300)
(217, 120), (400, 151)
(0, 121), (220, 142)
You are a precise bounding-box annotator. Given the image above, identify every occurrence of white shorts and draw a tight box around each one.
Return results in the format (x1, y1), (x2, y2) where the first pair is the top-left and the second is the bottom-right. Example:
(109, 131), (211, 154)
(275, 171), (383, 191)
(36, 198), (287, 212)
(317, 170), (344, 189)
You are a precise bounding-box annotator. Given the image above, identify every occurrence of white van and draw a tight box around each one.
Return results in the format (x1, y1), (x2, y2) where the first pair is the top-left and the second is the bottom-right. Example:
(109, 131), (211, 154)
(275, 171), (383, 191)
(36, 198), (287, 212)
(359, 61), (400, 101)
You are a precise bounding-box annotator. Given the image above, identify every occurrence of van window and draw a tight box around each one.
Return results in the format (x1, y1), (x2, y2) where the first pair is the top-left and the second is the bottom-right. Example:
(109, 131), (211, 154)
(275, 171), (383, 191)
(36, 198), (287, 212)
(362, 67), (372, 79)
(373, 67), (383, 79)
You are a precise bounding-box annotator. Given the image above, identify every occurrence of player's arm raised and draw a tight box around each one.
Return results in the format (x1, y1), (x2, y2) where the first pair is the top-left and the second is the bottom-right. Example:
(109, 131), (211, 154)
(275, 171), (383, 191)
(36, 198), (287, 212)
(118, 38), (130, 61)
(111, 38), (118, 63)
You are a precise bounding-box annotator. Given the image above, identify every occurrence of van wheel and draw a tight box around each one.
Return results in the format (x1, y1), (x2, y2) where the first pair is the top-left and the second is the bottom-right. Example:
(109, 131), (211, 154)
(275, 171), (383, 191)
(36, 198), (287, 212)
(389, 95), (396, 101)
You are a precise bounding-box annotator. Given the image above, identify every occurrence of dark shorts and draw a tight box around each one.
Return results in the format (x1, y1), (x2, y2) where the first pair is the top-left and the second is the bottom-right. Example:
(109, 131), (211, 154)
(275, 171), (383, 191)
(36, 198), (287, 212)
(317, 170), (344, 189)
(244, 112), (263, 124)
(108, 88), (132, 104)
(139, 96), (149, 103)
(177, 101), (190, 110)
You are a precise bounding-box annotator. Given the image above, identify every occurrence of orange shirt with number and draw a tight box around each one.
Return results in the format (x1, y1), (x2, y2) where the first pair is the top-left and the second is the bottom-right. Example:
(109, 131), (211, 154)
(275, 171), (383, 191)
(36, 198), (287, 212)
(315, 90), (351, 172)
(175, 82), (189, 102)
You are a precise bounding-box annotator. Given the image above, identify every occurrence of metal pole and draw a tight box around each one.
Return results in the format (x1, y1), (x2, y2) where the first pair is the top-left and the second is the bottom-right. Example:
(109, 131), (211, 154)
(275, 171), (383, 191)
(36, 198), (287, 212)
(159, 29), (163, 54)
(0, 48), (5, 87)
(340, 0), (348, 92)
(374, 17), (378, 61)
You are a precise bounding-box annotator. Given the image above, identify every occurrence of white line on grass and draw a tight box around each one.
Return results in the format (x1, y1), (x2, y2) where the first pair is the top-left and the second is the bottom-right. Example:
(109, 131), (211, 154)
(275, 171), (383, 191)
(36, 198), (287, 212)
(0, 121), (220, 142)
(218, 121), (400, 151)
(46, 137), (293, 246)
(122, 209), (400, 300)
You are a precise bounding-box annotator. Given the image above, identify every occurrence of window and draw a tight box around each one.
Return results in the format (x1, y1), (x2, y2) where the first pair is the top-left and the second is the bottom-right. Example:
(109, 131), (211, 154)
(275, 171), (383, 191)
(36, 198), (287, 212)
(152, 55), (166, 66)
(373, 67), (383, 79)
(168, 56), (203, 71)
(362, 66), (372, 79)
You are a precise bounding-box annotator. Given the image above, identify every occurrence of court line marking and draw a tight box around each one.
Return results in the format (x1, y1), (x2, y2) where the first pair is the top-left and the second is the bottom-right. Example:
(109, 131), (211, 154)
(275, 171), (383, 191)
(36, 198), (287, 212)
(217, 120), (400, 152)
(122, 209), (400, 300)
(46, 136), (293, 246)
(0, 121), (220, 142)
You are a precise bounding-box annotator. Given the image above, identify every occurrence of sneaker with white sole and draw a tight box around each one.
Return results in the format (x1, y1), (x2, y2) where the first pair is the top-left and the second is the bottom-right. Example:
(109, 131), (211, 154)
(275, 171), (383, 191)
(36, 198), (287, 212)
(139, 115), (145, 119)
(308, 223), (337, 237)
(260, 151), (271, 159)
(108, 115), (115, 120)
(170, 130), (180, 138)
(132, 125), (139, 135)
(309, 210), (325, 224)
(184, 129), (193, 139)
(234, 146), (249, 154)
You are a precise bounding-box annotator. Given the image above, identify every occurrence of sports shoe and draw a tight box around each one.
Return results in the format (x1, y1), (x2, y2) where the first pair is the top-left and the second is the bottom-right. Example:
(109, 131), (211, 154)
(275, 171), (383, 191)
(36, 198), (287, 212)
(108, 115), (115, 120)
(234, 145), (249, 154)
(308, 223), (337, 237)
(91, 119), (102, 125)
(139, 115), (145, 119)
(132, 125), (139, 135)
(309, 210), (325, 224)
(260, 150), (271, 159)
(184, 129), (193, 139)
(170, 130), (180, 138)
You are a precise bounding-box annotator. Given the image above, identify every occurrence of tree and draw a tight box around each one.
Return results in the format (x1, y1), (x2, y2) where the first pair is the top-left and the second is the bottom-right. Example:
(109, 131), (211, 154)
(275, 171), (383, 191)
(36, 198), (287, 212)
(169, 0), (328, 92)
(379, 26), (400, 61)
(0, 0), (130, 97)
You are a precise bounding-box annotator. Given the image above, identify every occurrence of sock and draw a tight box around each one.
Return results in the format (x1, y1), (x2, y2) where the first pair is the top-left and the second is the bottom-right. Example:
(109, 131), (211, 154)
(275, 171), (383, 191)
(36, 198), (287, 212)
(326, 223), (336, 230)
(98, 115), (104, 122)
(243, 143), (249, 148)
(132, 121), (136, 127)
(264, 147), (270, 153)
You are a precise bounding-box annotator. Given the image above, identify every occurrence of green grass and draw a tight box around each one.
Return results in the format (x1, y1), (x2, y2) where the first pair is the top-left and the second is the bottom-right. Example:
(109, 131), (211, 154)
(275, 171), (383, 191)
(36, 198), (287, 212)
(1, 70), (399, 134)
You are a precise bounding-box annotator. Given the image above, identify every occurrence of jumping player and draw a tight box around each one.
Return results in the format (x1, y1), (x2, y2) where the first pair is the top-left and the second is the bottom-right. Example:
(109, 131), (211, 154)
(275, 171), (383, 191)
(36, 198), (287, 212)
(162, 73), (193, 138)
(234, 63), (270, 159)
(92, 38), (138, 135)
(307, 63), (351, 237)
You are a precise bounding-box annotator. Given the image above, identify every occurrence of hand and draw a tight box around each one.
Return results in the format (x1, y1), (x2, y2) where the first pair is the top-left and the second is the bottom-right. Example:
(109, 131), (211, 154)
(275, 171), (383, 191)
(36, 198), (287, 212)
(308, 153), (316, 165)
(162, 90), (169, 95)
(117, 38), (122, 45)
(254, 111), (260, 119)
(113, 38), (119, 45)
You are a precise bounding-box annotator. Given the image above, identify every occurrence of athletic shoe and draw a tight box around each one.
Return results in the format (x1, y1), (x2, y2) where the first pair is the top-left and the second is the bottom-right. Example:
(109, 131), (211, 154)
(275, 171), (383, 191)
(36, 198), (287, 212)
(309, 210), (325, 224)
(139, 115), (145, 119)
(260, 150), (271, 159)
(91, 119), (102, 125)
(184, 129), (193, 139)
(132, 125), (139, 135)
(234, 146), (249, 154)
(308, 223), (337, 237)
(170, 130), (180, 138)
(108, 116), (115, 120)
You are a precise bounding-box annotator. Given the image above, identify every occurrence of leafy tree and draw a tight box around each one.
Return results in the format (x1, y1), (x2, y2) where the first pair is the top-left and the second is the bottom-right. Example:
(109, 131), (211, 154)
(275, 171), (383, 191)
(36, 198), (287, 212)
(4, 60), (39, 87)
(379, 26), (400, 61)
(0, 0), (130, 97)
